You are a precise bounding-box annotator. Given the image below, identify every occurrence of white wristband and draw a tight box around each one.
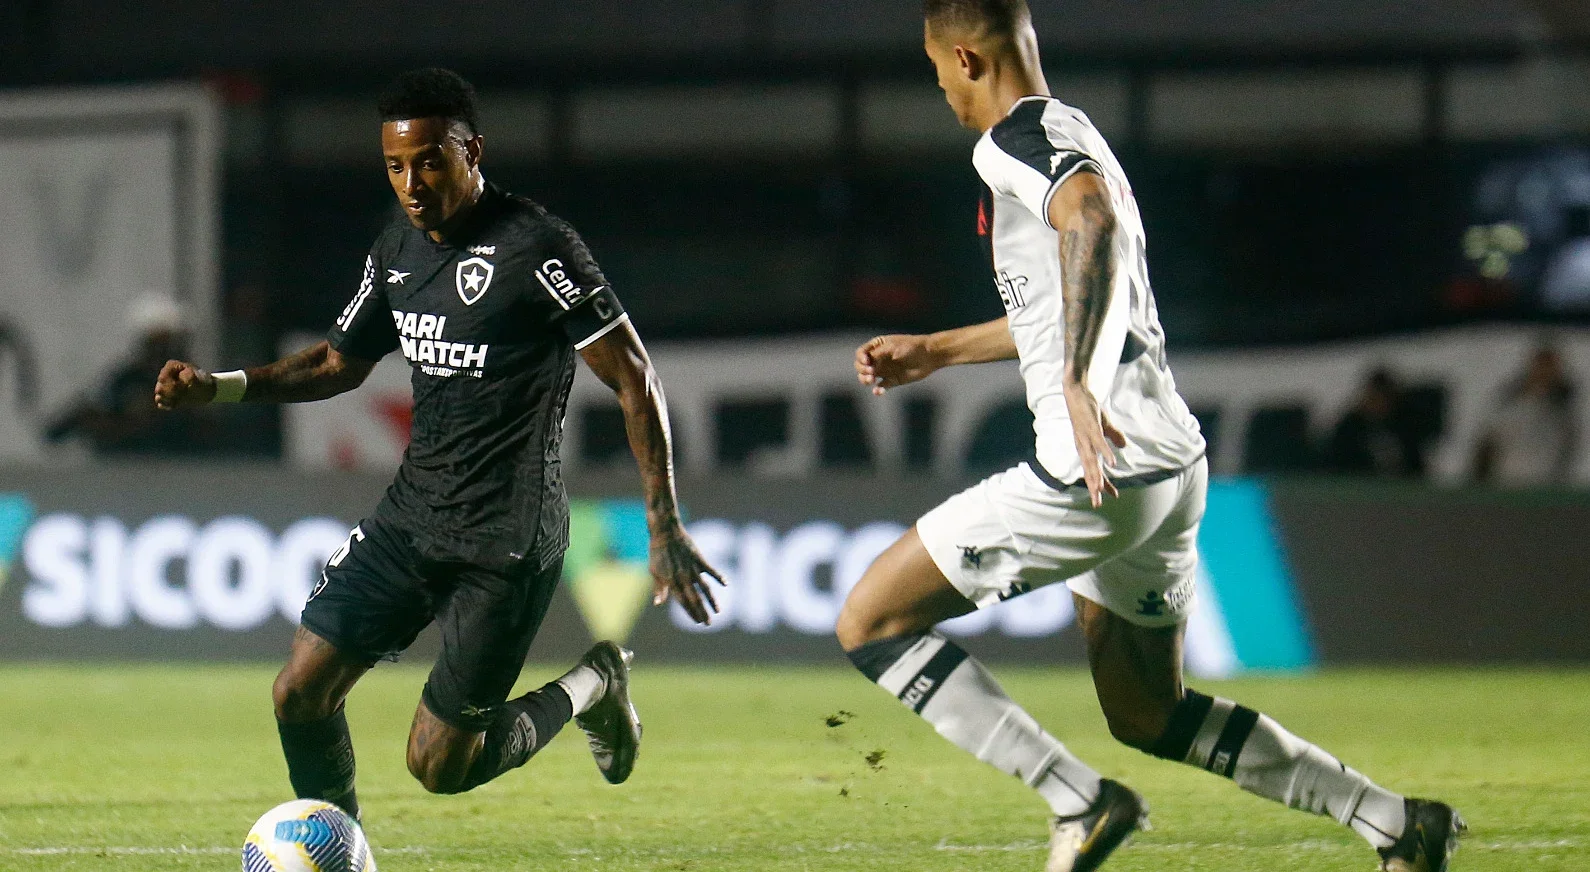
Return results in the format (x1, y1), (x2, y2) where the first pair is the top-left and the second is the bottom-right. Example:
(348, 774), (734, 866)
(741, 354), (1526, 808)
(212, 370), (248, 403)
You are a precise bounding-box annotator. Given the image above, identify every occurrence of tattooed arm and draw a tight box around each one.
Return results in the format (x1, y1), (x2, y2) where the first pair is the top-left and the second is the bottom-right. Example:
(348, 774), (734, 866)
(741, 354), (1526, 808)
(154, 341), (377, 409)
(580, 321), (724, 625)
(1049, 170), (1127, 507)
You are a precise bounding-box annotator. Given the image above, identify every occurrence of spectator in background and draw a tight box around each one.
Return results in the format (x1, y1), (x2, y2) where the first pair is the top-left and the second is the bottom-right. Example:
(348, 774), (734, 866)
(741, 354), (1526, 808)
(0, 315), (40, 418)
(44, 295), (211, 456)
(1473, 344), (1579, 487)
(1325, 367), (1426, 478)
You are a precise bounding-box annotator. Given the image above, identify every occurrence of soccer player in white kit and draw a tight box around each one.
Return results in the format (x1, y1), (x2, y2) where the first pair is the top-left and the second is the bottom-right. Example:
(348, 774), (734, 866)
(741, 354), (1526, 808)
(834, 3), (1465, 871)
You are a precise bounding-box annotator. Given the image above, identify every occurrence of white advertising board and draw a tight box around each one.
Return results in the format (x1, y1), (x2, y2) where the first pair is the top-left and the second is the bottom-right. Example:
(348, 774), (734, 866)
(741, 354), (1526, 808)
(284, 325), (1590, 485)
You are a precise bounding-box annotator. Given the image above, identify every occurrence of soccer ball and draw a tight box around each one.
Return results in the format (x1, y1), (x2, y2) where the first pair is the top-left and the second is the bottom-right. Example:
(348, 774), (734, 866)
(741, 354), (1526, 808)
(242, 799), (376, 872)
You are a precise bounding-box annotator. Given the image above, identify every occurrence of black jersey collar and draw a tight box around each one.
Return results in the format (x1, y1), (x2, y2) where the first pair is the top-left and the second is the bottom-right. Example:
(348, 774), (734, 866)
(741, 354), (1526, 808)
(423, 181), (503, 251)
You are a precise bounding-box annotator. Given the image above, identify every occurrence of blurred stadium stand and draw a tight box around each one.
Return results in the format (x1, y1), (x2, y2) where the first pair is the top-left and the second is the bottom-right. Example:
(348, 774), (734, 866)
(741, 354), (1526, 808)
(3, 0), (1590, 473)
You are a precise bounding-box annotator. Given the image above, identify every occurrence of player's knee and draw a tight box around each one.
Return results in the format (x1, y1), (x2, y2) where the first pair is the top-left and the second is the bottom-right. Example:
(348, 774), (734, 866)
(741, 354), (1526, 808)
(406, 747), (469, 795)
(835, 601), (874, 651)
(1104, 715), (1161, 752)
(413, 768), (467, 795)
(836, 599), (902, 652)
(838, 596), (943, 651)
(412, 768), (464, 795)
(272, 670), (337, 723)
(1100, 701), (1175, 753)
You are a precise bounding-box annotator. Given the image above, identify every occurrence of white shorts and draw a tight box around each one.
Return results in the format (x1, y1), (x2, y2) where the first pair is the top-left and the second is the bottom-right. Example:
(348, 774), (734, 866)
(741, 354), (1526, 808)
(916, 458), (1208, 627)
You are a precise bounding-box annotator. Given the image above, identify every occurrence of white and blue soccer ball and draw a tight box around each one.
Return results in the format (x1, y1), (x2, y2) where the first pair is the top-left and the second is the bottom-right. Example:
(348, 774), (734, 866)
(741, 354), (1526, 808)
(242, 799), (376, 872)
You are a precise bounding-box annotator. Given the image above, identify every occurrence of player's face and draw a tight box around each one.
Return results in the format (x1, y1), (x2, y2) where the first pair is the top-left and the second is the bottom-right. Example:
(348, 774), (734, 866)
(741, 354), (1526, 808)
(381, 118), (481, 232)
(924, 22), (976, 130)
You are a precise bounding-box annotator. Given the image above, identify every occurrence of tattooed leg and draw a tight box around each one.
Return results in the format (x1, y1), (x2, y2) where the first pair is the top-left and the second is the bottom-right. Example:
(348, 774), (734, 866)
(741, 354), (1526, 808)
(405, 700), (486, 794)
(272, 626), (371, 818)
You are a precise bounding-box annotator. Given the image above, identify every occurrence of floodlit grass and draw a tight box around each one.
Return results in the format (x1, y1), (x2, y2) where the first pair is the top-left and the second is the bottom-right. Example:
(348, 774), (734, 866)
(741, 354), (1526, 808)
(0, 664), (1586, 870)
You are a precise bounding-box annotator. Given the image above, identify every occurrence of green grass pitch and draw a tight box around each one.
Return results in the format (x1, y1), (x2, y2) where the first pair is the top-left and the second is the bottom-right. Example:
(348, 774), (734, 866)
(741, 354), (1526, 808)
(1, 664), (1586, 871)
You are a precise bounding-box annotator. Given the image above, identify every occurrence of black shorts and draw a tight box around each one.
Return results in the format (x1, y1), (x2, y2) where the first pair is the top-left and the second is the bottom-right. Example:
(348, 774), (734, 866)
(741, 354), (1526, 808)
(300, 517), (562, 732)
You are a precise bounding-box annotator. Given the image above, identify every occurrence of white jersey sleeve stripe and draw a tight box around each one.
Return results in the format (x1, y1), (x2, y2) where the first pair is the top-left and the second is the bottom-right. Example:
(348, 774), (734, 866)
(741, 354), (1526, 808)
(572, 312), (630, 350)
(335, 256), (377, 331)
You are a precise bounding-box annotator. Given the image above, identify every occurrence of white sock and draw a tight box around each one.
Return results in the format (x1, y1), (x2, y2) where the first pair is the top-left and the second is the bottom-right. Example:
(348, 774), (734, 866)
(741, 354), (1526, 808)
(855, 632), (1101, 817)
(1165, 693), (1406, 849)
(1348, 782), (1409, 849)
(555, 663), (606, 715)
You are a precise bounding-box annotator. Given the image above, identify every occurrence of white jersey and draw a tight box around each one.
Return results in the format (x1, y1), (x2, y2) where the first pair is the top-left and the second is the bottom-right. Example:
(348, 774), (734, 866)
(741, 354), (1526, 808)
(972, 95), (1204, 485)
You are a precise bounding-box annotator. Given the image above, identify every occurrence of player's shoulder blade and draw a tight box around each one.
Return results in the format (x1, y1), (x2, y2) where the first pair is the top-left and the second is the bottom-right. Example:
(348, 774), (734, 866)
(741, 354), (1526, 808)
(491, 188), (549, 225)
(989, 97), (1095, 181)
(497, 192), (575, 248)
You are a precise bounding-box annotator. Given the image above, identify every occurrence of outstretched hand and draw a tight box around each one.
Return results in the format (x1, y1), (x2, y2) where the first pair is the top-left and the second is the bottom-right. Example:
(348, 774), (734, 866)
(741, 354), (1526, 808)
(854, 334), (941, 395)
(1064, 383), (1127, 508)
(649, 527), (726, 625)
(153, 360), (216, 410)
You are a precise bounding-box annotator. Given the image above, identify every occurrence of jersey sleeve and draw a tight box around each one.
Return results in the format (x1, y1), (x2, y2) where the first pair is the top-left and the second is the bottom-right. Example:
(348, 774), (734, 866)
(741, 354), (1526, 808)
(532, 219), (630, 350)
(327, 249), (399, 361)
(990, 106), (1103, 229)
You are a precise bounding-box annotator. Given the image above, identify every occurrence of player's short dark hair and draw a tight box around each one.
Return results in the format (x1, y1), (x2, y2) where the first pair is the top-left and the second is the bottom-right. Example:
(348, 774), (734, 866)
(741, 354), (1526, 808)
(378, 67), (479, 136)
(923, 0), (1030, 40)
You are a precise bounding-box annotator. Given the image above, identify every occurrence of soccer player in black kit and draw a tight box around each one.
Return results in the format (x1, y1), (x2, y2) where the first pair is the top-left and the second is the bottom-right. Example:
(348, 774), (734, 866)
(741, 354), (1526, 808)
(154, 69), (723, 817)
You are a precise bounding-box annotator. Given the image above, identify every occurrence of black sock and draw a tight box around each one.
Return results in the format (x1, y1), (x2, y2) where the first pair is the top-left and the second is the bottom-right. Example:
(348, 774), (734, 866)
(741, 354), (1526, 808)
(277, 707), (360, 819)
(460, 682), (574, 791)
(845, 633), (926, 682)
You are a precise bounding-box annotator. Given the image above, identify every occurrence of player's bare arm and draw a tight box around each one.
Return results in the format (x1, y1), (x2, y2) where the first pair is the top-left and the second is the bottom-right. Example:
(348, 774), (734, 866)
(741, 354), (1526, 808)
(1051, 169), (1127, 507)
(854, 317), (1016, 395)
(154, 341), (376, 410)
(579, 321), (724, 625)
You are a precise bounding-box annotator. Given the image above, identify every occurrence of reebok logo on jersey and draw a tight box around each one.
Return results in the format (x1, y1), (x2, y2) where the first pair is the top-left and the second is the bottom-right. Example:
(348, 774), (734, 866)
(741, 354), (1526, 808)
(387, 269), (410, 284)
(392, 310), (489, 377)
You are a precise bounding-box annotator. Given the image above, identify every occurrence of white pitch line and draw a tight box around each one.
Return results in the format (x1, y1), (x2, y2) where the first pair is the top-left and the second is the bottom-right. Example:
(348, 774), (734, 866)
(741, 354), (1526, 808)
(7, 840), (1578, 858)
(934, 838), (1582, 853)
(9, 848), (233, 856)
(5, 846), (429, 856)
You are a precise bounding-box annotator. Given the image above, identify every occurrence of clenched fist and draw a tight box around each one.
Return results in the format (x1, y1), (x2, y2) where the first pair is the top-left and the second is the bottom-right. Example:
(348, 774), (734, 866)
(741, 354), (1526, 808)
(153, 360), (216, 410)
(854, 334), (944, 395)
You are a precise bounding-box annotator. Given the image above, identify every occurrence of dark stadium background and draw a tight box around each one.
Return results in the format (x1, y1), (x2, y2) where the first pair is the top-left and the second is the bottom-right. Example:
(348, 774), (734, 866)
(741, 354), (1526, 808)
(2, 0), (1588, 680)
(6, 1), (1588, 348)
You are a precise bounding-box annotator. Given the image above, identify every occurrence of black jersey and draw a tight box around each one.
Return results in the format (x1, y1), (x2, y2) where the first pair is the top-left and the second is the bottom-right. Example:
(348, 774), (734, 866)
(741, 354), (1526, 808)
(327, 183), (627, 570)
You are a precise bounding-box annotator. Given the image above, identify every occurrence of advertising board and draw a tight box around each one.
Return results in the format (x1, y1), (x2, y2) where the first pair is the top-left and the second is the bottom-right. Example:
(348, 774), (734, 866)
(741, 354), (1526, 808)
(0, 467), (1319, 676)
